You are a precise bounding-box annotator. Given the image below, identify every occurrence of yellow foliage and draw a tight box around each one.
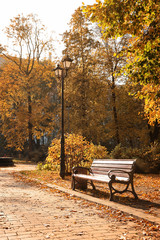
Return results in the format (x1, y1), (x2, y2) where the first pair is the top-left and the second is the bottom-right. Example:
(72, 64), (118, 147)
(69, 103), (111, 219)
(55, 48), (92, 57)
(83, 0), (160, 126)
(0, 59), (55, 150)
(142, 84), (160, 125)
(46, 133), (108, 174)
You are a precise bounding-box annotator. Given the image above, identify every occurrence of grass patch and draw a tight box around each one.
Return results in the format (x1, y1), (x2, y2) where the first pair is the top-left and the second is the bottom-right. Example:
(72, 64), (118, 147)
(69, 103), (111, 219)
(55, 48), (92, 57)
(13, 159), (35, 164)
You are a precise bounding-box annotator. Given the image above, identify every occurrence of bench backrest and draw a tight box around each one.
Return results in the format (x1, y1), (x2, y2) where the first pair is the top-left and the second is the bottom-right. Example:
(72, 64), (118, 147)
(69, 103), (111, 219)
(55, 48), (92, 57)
(91, 159), (136, 178)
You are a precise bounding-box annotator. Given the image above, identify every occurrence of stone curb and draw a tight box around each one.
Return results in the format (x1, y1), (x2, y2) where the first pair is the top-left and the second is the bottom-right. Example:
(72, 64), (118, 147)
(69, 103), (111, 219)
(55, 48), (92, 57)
(17, 173), (160, 225)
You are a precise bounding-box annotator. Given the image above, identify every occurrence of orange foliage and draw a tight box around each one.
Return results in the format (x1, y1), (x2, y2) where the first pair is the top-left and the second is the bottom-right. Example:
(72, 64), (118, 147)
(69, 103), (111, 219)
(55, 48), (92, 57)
(139, 84), (160, 125)
(0, 60), (55, 150)
(46, 133), (108, 174)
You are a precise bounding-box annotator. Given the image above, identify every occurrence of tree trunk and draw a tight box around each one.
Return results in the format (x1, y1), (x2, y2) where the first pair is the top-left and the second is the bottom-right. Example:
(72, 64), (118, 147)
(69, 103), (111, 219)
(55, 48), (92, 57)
(148, 120), (160, 143)
(28, 92), (33, 158)
(111, 74), (120, 145)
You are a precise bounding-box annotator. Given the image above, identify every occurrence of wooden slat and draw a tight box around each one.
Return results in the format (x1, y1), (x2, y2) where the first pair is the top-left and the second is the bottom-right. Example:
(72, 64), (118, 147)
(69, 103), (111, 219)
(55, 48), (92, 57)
(73, 174), (129, 183)
(93, 159), (136, 161)
(73, 159), (136, 181)
(91, 164), (133, 169)
(74, 174), (110, 182)
(92, 162), (134, 165)
(91, 168), (131, 173)
(91, 171), (130, 178)
(91, 167), (131, 172)
(92, 159), (135, 165)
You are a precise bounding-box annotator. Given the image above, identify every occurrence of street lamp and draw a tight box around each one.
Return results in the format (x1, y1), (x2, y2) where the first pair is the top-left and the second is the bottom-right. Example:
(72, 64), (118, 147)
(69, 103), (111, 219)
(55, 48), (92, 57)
(54, 55), (72, 179)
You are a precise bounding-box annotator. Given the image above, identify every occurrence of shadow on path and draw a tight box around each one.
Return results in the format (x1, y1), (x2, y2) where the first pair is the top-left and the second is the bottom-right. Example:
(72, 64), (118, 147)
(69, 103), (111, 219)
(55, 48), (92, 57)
(81, 188), (160, 217)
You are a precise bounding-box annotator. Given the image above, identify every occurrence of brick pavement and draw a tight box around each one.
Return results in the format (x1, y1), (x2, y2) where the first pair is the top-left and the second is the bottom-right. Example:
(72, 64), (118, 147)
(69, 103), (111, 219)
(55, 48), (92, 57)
(0, 165), (159, 240)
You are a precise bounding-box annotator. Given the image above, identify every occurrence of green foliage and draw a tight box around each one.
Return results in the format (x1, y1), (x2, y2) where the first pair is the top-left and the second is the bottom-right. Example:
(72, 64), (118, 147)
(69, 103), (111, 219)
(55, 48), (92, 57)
(143, 142), (160, 173)
(110, 144), (126, 159)
(110, 143), (160, 173)
(61, 7), (151, 149)
(84, 0), (160, 125)
(46, 133), (108, 174)
(37, 162), (53, 171)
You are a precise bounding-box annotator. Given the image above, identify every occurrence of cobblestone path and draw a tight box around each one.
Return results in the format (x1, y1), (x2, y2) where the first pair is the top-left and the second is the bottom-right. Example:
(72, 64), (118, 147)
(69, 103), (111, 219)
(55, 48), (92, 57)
(0, 166), (158, 239)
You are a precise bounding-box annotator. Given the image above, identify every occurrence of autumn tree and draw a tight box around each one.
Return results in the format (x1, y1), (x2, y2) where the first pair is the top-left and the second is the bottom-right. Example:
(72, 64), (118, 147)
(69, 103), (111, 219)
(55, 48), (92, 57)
(84, 0), (160, 141)
(94, 34), (130, 145)
(0, 44), (4, 53)
(0, 14), (56, 155)
(62, 7), (108, 143)
(0, 59), (57, 151)
(116, 84), (150, 148)
(94, 45), (149, 149)
(61, 7), (149, 149)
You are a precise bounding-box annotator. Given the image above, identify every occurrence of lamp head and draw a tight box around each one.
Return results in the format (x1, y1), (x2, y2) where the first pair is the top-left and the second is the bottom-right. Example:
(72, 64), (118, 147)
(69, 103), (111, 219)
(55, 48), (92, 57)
(54, 64), (63, 79)
(62, 55), (72, 69)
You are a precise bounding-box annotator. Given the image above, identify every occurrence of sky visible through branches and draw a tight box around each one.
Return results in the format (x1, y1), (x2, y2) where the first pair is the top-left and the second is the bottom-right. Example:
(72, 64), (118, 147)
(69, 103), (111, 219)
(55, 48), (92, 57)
(0, 0), (96, 58)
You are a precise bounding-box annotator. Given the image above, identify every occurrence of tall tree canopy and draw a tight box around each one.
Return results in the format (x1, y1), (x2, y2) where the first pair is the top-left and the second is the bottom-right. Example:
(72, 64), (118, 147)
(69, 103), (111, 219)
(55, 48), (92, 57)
(0, 14), (56, 152)
(96, 36), (129, 145)
(61, 7), (149, 148)
(62, 7), (107, 142)
(84, 0), (160, 125)
(0, 60), (56, 150)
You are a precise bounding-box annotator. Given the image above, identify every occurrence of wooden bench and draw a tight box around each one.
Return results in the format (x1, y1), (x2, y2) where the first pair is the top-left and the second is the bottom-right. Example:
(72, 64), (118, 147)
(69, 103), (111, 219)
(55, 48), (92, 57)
(0, 157), (14, 167)
(71, 159), (138, 201)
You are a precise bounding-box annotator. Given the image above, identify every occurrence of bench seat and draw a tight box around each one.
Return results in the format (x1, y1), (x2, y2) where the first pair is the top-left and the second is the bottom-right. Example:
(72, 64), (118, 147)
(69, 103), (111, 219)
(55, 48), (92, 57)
(71, 159), (138, 201)
(73, 174), (129, 183)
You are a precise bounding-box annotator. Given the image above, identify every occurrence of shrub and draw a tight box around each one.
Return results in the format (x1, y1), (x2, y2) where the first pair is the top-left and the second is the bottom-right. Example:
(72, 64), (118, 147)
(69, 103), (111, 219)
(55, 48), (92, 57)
(141, 142), (160, 173)
(37, 162), (55, 171)
(46, 133), (108, 174)
(110, 144), (126, 159)
(110, 143), (160, 173)
(25, 146), (48, 162)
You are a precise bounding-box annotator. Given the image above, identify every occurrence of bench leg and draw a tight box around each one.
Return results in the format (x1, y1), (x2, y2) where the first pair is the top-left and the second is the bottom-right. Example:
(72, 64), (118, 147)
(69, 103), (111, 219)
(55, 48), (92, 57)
(108, 181), (114, 201)
(91, 180), (96, 190)
(71, 176), (75, 190)
(108, 180), (138, 201)
(131, 181), (138, 199)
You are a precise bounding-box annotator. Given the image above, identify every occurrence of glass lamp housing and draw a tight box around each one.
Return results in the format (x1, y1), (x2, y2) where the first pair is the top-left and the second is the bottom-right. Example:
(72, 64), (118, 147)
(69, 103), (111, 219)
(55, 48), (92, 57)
(54, 64), (63, 78)
(62, 55), (72, 69)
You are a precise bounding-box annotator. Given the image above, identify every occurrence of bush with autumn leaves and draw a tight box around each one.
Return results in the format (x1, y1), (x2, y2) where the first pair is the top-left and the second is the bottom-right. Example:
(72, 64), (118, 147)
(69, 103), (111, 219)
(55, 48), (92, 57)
(46, 133), (108, 174)
(44, 134), (160, 174)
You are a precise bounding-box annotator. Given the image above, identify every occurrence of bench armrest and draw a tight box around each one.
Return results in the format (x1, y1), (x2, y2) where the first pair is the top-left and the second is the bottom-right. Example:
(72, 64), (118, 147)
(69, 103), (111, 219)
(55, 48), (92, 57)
(108, 169), (132, 181)
(72, 166), (91, 175)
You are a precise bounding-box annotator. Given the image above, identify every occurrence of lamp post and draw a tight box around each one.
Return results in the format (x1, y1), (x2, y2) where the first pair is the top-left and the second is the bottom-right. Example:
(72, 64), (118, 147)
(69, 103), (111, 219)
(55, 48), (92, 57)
(54, 55), (72, 179)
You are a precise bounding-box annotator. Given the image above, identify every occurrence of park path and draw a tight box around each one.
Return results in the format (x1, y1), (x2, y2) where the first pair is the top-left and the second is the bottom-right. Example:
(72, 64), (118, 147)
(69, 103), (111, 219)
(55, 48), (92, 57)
(0, 165), (157, 240)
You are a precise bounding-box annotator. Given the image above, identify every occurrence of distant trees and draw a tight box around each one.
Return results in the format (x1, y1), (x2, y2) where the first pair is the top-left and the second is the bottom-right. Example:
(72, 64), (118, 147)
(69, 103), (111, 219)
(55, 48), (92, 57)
(0, 14), (56, 154)
(84, 0), (160, 132)
(0, 60), (56, 151)
(96, 36), (130, 145)
(62, 7), (150, 149)
(62, 8), (107, 143)
(0, 4), (158, 158)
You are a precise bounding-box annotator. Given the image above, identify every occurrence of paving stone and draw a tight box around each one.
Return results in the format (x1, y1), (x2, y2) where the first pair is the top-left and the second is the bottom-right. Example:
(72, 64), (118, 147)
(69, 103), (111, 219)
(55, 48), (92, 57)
(0, 164), (159, 240)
